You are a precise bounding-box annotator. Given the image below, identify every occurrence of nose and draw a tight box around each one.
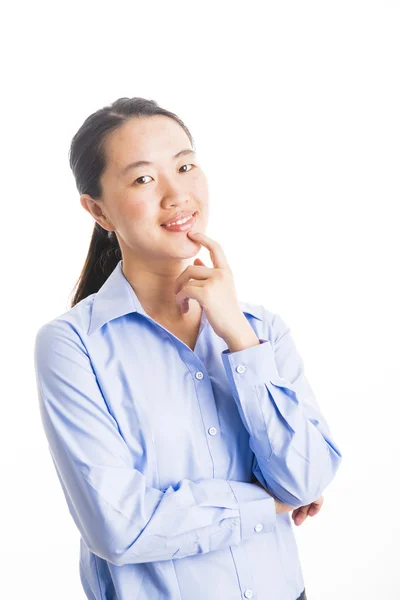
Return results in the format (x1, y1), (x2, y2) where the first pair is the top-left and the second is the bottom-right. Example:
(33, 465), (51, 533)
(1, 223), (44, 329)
(162, 196), (192, 210)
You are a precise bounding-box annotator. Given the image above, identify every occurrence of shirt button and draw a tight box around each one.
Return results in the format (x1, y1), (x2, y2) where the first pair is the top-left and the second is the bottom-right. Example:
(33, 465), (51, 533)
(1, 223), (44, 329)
(236, 365), (246, 373)
(208, 427), (217, 436)
(254, 523), (263, 532)
(195, 371), (204, 379)
(244, 590), (253, 599)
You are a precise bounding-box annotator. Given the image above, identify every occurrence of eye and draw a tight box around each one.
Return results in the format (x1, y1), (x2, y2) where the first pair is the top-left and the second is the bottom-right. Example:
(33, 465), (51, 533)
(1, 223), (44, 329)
(179, 163), (195, 173)
(132, 164), (195, 185)
(133, 175), (152, 185)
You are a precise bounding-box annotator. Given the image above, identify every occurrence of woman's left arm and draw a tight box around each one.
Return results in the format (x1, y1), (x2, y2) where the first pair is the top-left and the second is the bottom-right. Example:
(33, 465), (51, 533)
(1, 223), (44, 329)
(176, 232), (342, 510)
(222, 310), (343, 509)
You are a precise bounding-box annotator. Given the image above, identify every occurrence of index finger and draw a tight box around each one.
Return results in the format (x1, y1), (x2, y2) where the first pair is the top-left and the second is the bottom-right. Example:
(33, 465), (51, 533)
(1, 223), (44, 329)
(187, 232), (228, 269)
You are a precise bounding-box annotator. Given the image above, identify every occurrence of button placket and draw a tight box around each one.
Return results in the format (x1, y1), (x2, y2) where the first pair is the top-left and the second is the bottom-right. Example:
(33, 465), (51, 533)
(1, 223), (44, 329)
(194, 370), (220, 445)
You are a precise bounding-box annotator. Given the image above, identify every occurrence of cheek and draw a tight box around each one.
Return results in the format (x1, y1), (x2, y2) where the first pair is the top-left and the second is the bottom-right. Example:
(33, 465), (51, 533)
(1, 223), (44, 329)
(191, 173), (209, 202)
(119, 201), (161, 238)
(119, 198), (150, 224)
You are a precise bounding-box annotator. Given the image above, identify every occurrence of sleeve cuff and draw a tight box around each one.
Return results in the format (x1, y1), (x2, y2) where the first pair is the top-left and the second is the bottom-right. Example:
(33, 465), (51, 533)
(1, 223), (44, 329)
(227, 480), (276, 541)
(222, 339), (283, 387)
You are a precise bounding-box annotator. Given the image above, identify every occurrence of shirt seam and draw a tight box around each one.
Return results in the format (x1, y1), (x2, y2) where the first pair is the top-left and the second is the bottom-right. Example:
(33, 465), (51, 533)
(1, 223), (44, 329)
(226, 481), (242, 543)
(93, 554), (105, 600)
(171, 559), (184, 600)
(271, 312), (291, 345)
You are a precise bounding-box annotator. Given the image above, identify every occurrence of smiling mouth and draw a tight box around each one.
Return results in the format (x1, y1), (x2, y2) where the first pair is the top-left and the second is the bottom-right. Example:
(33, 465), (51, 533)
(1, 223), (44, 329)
(160, 211), (197, 232)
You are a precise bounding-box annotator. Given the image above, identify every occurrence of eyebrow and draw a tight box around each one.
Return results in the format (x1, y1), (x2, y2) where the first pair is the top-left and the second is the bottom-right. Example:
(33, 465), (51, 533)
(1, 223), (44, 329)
(119, 148), (196, 177)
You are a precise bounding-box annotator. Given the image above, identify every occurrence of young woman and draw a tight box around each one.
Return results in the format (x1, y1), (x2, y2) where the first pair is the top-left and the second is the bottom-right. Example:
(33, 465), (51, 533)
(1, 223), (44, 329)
(34, 96), (342, 600)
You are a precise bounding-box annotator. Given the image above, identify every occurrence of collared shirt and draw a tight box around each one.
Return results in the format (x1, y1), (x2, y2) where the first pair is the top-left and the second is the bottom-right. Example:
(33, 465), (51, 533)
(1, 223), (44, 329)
(33, 259), (342, 600)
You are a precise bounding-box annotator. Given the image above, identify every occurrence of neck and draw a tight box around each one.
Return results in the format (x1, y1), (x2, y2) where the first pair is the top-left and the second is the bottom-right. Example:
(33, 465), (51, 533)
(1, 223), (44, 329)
(121, 257), (200, 323)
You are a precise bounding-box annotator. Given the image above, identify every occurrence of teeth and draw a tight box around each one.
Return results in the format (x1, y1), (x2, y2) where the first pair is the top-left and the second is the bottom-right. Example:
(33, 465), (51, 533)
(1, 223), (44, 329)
(165, 213), (194, 227)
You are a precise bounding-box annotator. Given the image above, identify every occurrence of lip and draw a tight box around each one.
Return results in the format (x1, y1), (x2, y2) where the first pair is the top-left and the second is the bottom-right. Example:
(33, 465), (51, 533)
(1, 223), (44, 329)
(161, 210), (197, 226)
(161, 211), (197, 232)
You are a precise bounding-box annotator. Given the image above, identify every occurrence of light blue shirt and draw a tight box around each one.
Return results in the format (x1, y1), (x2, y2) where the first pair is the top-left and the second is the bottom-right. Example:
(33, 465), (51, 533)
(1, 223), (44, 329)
(33, 259), (342, 600)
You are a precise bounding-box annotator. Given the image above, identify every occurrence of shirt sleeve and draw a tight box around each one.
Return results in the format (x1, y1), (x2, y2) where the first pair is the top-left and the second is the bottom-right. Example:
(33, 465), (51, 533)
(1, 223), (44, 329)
(33, 319), (277, 567)
(221, 310), (343, 509)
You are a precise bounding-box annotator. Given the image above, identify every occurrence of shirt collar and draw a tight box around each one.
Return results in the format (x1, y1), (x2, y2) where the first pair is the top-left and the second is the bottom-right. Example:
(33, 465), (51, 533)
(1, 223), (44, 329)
(88, 260), (263, 336)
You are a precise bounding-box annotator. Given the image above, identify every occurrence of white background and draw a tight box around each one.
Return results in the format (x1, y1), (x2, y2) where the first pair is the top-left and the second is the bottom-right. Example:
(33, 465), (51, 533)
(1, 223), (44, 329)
(1, 1), (399, 598)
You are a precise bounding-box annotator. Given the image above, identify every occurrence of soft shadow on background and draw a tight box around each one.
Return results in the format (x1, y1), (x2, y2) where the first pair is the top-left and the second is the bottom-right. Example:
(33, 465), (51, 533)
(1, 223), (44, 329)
(1, 1), (399, 599)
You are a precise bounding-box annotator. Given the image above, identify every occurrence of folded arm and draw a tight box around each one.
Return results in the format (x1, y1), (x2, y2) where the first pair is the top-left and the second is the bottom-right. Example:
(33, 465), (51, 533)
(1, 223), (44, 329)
(34, 319), (278, 566)
(222, 310), (343, 509)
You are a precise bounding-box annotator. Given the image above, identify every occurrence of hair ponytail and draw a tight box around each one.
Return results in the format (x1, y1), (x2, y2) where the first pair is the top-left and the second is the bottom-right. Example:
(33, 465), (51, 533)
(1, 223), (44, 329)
(70, 223), (121, 307)
(68, 96), (194, 308)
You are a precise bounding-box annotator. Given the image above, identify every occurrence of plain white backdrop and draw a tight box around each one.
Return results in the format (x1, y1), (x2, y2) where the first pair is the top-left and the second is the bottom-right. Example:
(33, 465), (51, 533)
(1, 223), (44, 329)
(2, 1), (399, 598)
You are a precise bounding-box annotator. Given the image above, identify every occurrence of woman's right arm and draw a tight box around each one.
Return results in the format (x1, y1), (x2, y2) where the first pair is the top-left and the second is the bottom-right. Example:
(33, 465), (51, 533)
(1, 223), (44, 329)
(34, 319), (278, 567)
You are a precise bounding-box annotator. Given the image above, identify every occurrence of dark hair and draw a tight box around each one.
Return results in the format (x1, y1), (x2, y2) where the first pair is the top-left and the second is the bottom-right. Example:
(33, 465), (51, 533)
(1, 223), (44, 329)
(68, 97), (195, 308)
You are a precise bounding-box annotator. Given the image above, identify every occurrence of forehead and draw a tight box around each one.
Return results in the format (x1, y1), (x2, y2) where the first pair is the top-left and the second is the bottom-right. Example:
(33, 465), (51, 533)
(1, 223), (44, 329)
(104, 116), (190, 174)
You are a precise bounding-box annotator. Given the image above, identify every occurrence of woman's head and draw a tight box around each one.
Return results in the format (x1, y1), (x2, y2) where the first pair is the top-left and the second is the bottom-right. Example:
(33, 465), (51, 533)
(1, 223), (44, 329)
(69, 97), (209, 308)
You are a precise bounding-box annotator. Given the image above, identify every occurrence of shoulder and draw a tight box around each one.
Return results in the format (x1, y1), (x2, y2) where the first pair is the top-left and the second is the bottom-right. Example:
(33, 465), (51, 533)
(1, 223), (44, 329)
(239, 299), (289, 345)
(34, 294), (96, 350)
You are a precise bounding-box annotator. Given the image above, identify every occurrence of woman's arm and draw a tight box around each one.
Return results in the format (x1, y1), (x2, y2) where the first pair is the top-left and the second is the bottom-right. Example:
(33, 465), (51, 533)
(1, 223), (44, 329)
(252, 476), (295, 515)
(34, 319), (279, 566)
(222, 309), (343, 508)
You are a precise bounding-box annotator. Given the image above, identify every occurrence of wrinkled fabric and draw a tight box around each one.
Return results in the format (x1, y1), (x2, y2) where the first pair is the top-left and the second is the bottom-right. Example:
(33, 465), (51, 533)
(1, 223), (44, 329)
(34, 259), (342, 600)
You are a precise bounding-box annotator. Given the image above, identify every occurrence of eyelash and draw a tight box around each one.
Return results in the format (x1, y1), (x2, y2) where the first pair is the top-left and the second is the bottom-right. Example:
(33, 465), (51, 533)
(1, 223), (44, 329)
(132, 163), (196, 186)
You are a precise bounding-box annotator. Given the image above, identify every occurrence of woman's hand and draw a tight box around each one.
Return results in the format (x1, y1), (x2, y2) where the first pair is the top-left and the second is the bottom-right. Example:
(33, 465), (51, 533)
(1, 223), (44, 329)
(291, 496), (324, 526)
(176, 231), (255, 343)
(252, 478), (324, 523)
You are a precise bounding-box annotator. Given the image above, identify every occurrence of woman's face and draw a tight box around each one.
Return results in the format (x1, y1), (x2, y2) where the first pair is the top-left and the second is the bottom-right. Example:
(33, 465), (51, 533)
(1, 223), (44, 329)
(84, 115), (209, 264)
